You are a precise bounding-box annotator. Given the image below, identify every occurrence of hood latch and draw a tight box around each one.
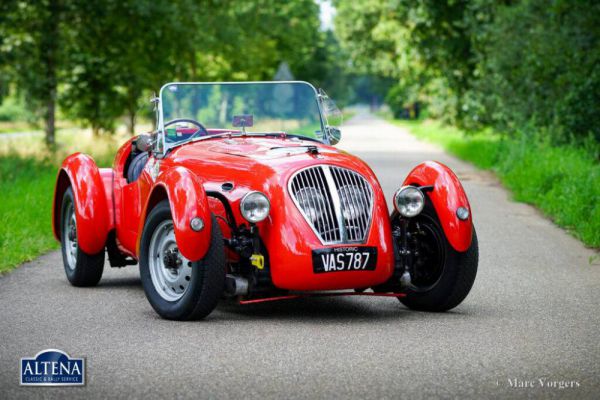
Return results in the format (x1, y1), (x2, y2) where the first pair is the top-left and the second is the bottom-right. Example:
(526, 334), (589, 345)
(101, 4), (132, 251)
(306, 145), (319, 155)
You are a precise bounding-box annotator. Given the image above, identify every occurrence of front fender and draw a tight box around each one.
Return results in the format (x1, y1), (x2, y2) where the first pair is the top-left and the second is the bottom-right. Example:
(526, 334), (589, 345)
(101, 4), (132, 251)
(53, 153), (111, 255)
(403, 161), (473, 252)
(140, 167), (212, 261)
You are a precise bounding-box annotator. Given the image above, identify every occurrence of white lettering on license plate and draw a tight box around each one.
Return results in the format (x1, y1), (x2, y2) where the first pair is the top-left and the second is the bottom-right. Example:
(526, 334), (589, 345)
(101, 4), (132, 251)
(320, 252), (371, 272)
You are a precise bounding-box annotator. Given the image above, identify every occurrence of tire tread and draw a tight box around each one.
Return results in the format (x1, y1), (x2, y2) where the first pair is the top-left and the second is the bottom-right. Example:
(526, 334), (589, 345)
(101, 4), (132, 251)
(399, 206), (478, 312)
(61, 187), (105, 287)
(140, 200), (225, 320)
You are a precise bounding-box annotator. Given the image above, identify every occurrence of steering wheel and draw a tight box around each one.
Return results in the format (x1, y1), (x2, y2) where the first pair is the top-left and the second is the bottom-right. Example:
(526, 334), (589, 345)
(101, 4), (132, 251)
(164, 118), (209, 142)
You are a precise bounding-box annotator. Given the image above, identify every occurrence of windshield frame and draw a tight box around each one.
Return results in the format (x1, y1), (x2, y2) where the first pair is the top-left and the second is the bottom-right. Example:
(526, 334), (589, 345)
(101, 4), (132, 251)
(155, 81), (327, 156)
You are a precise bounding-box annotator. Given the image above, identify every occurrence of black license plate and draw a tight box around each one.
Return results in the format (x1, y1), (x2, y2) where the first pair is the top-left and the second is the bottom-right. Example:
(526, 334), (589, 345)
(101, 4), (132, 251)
(312, 247), (378, 273)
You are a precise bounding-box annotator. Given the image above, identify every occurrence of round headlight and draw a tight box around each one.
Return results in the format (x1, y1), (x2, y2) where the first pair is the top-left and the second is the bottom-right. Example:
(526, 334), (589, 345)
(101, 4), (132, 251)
(394, 186), (425, 218)
(339, 185), (367, 220)
(296, 187), (326, 222)
(240, 191), (270, 223)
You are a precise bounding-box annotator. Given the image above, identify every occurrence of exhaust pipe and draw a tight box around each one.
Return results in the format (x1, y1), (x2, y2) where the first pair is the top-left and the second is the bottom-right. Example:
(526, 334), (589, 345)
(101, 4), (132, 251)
(225, 274), (249, 296)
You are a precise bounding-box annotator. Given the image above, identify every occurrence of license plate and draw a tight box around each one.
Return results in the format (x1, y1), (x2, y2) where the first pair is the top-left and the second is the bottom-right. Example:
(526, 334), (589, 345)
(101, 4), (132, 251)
(312, 247), (378, 273)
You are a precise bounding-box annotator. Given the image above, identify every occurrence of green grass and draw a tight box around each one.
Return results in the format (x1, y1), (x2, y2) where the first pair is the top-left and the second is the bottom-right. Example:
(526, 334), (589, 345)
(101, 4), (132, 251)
(0, 156), (61, 272)
(0, 120), (78, 134)
(0, 131), (120, 273)
(388, 118), (600, 248)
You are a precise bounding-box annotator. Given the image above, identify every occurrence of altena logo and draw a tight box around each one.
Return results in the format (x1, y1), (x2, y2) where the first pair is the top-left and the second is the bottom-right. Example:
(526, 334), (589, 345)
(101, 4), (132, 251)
(20, 349), (85, 386)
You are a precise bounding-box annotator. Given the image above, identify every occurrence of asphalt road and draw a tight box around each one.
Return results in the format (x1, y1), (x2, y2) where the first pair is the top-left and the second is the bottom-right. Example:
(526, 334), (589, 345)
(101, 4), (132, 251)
(1, 111), (599, 399)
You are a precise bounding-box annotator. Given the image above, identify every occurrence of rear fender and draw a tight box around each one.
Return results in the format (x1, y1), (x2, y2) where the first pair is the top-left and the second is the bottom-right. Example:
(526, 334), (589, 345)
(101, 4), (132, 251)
(138, 167), (212, 261)
(52, 153), (112, 255)
(403, 161), (473, 252)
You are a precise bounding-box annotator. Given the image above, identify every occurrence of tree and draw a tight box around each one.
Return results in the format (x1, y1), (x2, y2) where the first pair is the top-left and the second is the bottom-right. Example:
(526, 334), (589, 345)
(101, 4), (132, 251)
(473, 0), (600, 141)
(59, 0), (324, 134)
(1, 0), (63, 145)
(334, 0), (494, 123)
(60, 0), (192, 135)
(188, 0), (322, 82)
(1, 0), (328, 138)
(335, 0), (600, 143)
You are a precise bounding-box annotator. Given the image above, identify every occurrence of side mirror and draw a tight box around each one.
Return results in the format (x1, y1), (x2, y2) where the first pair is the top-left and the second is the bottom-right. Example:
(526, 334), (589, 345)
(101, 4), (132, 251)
(136, 133), (155, 152)
(327, 126), (342, 145)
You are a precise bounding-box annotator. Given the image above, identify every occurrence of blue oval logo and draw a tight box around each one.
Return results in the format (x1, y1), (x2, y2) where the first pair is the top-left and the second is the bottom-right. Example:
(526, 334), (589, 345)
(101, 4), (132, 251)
(20, 349), (85, 386)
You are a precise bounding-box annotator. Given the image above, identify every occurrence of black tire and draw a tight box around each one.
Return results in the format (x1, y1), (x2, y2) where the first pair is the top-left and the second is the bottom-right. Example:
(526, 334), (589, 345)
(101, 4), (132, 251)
(139, 200), (225, 320)
(60, 187), (105, 287)
(398, 205), (478, 312)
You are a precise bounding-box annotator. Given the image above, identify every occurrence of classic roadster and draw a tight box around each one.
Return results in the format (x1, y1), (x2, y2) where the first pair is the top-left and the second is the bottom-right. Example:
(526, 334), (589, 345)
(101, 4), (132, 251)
(52, 81), (478, 320)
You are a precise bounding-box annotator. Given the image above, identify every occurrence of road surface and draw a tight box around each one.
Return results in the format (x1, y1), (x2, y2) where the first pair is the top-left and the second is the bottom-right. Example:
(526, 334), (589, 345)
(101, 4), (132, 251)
(1, 111), (599, 399)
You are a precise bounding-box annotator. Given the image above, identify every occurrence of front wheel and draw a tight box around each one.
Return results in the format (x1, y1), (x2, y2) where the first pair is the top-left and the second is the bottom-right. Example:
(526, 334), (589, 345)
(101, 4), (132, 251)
(139, 200), (225, 320)
(395, 205), (478, 312)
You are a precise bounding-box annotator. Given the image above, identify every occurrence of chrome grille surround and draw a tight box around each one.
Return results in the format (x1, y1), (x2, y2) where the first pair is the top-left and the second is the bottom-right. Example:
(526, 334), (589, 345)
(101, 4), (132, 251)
(288, 165), (374, 244)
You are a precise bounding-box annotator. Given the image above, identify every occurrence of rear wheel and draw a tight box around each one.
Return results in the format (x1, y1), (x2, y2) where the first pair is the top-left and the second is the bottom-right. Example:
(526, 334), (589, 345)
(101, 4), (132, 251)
(396, 205), (478, 312)
(60, 187), (105, 286)
(139, 200), (225, 320)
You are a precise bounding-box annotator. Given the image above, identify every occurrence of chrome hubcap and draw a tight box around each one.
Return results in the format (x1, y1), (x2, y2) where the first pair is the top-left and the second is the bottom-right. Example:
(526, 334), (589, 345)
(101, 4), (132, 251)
(148, 220), (193, 302)
(64, 202), (77, 270)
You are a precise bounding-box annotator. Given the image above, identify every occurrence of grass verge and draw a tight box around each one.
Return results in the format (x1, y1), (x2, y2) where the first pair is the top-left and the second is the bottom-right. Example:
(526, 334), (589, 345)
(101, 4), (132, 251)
(0, 156), (62, 272)
(388, 118), (600, 248)
(0, 131), (120, 273)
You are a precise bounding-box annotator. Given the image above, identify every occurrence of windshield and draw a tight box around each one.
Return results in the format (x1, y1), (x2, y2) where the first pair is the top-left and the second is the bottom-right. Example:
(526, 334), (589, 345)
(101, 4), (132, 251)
(158, 81), (325, 152)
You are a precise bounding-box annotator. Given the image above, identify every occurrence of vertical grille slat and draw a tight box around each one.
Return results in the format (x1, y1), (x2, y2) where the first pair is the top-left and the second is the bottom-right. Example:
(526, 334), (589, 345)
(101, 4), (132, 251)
(307, 168), (326, 242)
(350, 170), (368, 239)
(337, 168), (351, 239)
(344, 169), (363, 241)
(314, 167), (338, 242)
(358, 171), (373, 236)
(289, 165), (373, 244)
(312, 168), (332, 242)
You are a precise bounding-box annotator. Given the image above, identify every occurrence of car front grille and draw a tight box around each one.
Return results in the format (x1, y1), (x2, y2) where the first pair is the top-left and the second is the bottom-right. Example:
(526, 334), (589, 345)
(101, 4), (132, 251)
(288, 165), (374, 244)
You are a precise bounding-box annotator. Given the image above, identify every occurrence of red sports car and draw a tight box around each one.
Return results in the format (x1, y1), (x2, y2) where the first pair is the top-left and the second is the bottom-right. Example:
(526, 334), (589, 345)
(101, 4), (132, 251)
(52, 81), (478, 320)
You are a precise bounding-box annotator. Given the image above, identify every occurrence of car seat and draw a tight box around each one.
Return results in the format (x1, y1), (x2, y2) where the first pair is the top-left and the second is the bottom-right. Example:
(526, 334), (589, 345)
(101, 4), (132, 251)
(127, 152), (149, 183)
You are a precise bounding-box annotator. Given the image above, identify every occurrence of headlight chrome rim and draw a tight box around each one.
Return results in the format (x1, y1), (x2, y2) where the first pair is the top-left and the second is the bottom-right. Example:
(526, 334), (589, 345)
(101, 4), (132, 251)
(394, 185), (425, 218)
(240, 191), (271, 223)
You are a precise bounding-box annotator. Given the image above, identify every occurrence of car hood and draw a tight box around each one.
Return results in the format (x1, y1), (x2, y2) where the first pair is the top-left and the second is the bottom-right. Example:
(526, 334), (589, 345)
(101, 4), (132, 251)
(204, 137), (339, 159)
(164, 136), (381, 196)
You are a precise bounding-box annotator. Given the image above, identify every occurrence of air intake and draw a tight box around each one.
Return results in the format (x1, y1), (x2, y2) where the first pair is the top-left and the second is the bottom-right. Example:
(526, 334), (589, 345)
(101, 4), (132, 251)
(289, 165), (374, 244)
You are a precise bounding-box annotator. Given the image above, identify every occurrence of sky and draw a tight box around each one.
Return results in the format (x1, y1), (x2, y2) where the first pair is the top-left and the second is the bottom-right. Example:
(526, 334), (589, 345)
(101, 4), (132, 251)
(318, 0), (336, 30)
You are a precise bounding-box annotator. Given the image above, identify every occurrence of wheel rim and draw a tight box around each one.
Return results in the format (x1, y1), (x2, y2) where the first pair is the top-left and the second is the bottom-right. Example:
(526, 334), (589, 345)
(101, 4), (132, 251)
(410, 216), (446, 292)
(63, 201), (78, 270)
(148, 220), (193, 302)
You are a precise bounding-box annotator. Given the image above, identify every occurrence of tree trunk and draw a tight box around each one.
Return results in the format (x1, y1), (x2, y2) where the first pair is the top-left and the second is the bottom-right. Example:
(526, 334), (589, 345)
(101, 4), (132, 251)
(42, 0), (59, 147)
(125, 87), (140, 135)
(190, 52), (197, 80)
(45, 96), (56, 146)
(127, 108), (136, 135)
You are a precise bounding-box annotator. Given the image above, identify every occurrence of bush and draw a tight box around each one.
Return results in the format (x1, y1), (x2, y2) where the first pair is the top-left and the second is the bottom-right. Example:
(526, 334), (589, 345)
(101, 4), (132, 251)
(392, 119), (600, 248)
(471, 0), (600, 144)
(497, 139), (600, 246)
(0, 96), (31, 122)
(385, 85), (408, 119)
